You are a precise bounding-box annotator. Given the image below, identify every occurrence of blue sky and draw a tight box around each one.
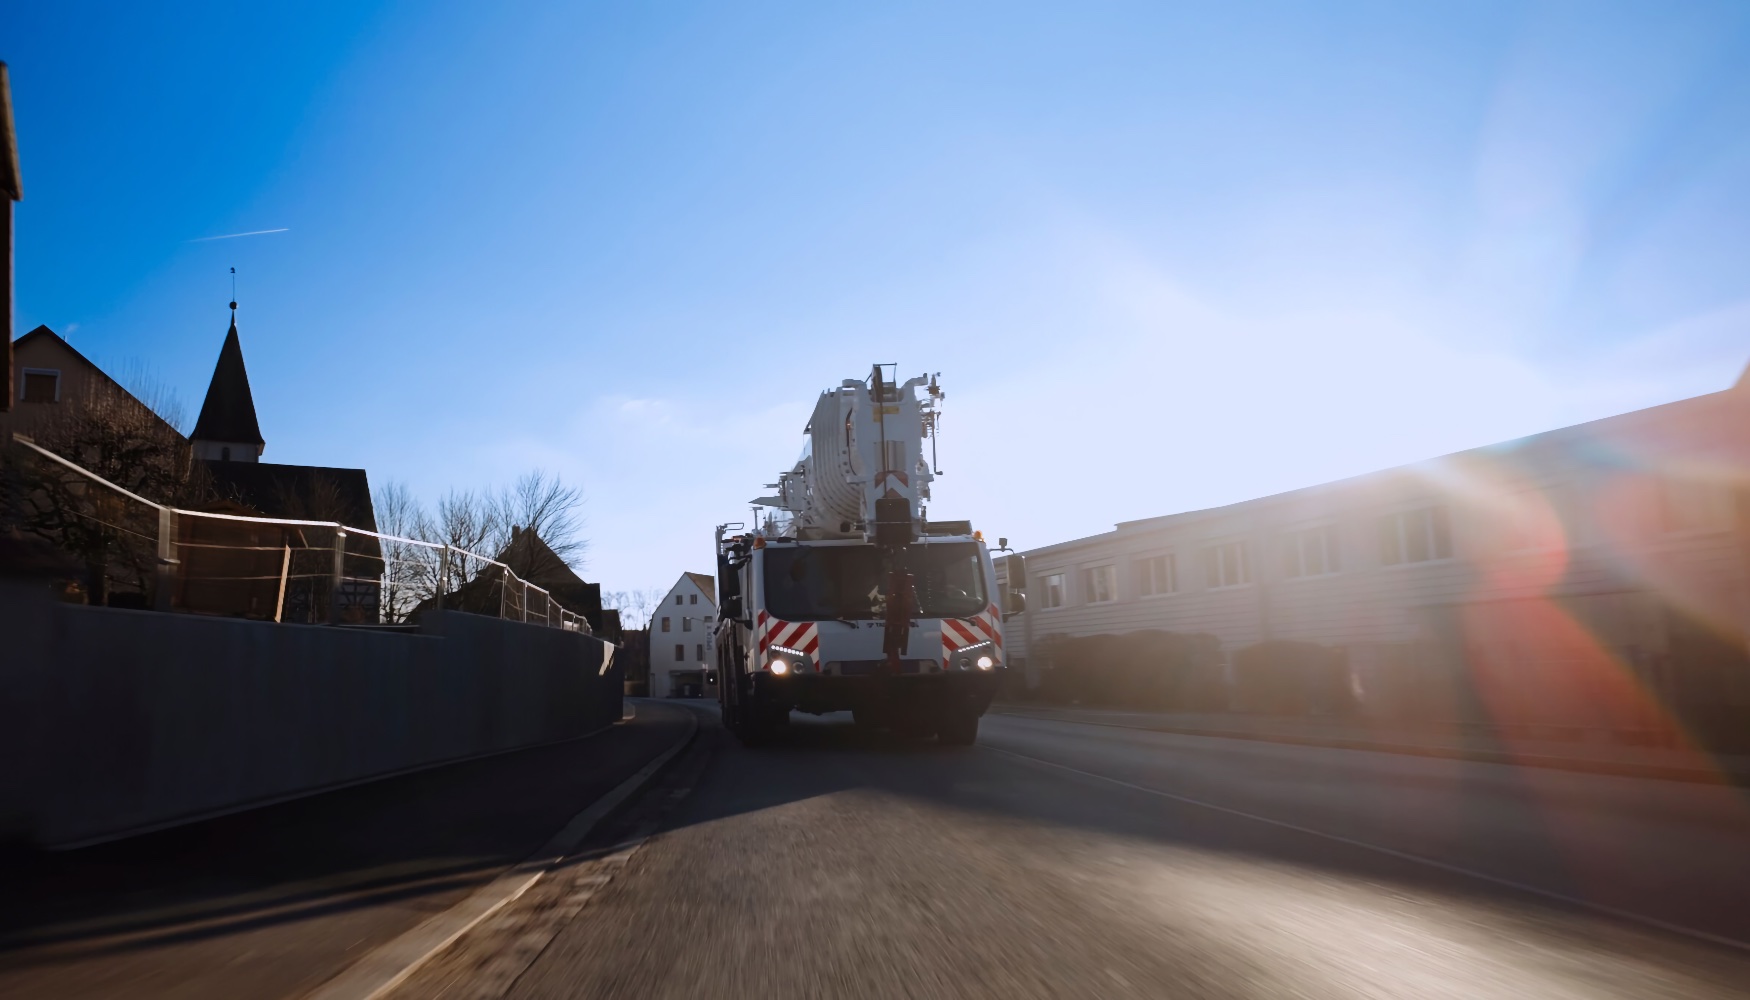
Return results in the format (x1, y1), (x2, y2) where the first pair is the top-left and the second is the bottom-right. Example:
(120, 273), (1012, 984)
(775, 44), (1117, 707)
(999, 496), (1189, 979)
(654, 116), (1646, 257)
(10, 1), (1750, 592)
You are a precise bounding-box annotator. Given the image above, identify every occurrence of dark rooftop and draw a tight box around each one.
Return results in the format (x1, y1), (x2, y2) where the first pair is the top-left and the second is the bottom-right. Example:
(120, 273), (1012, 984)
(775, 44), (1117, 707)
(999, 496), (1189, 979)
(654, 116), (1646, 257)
(201, 461), (379, 556)
(190, 315), (264, 448)
(684, 572), (717, 605)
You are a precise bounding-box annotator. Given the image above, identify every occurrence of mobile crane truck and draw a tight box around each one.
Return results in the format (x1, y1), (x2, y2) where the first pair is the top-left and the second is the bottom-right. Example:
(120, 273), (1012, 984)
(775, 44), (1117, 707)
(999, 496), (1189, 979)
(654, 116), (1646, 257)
(712, 365), (1011, 746)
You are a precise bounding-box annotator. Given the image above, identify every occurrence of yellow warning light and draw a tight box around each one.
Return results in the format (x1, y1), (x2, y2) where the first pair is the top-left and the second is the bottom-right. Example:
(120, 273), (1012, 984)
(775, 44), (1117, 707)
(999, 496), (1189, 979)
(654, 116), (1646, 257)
(973, 530), (984, 542)
(753, 536), (766, 549)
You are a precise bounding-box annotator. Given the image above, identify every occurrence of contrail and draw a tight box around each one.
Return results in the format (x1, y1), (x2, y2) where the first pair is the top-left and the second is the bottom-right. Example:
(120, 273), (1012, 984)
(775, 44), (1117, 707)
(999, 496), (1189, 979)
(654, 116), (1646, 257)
(187, 227), (290, 243)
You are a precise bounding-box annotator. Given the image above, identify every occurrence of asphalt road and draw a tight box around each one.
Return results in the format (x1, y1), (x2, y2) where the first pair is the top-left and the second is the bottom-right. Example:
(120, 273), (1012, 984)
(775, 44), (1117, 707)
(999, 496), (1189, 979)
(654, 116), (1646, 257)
(488, 703), (1750, 999)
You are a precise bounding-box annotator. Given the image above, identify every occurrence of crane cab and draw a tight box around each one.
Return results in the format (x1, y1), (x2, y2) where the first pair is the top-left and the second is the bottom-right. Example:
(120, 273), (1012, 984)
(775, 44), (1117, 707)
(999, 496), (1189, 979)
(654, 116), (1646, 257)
(713, 529), (1005, 745)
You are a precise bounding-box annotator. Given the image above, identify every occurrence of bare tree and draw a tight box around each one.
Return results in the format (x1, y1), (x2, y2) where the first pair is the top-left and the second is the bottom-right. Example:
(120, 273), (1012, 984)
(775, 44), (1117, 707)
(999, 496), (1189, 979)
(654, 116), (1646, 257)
(1, 381), (206, 605)
(372, 479), (426, 624)
(602, 587), (663, 630)
(492, 470), (586, 579)
(113, 360), (189, 435)
(354, 471), (591, 620)
(416, 487), (505, 598)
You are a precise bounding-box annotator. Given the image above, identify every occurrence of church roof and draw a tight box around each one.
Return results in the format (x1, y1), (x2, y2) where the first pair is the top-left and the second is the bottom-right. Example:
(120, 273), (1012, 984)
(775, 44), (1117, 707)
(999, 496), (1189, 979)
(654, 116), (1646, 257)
(202, 461), (376, 527)
(200, 460), (380, 559)
(191, 314), (264, 447)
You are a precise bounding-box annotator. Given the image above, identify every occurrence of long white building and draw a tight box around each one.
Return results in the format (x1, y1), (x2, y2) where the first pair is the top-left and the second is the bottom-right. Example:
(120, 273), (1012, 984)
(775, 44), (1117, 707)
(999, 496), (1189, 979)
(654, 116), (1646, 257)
(1003, 363), (1750, 746)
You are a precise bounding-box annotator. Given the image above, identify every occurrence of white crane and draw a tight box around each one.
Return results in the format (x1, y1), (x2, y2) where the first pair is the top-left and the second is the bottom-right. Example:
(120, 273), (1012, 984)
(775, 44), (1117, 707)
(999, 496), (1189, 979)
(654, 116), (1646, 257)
(756, 365), (944, 542)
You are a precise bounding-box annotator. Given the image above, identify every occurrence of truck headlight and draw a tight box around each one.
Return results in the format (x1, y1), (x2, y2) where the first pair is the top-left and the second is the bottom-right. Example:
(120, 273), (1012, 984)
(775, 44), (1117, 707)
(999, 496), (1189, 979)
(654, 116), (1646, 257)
(768, 644), (809, 675)
(950, 639), (997, 671)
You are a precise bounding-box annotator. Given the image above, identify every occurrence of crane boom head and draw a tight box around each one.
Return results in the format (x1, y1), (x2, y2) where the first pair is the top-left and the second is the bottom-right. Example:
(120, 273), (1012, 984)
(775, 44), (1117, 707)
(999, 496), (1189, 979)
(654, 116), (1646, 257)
(760, 364), (943, 542)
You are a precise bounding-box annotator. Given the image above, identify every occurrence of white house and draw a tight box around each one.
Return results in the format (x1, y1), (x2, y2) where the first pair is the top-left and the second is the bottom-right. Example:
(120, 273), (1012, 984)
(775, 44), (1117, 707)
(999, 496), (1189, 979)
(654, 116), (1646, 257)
(650, 572), (717, 698)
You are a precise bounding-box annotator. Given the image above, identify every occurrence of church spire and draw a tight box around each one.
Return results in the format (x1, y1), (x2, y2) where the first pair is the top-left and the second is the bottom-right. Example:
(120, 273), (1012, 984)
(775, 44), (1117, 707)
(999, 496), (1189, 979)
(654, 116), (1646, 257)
(190, 297), (265, 463)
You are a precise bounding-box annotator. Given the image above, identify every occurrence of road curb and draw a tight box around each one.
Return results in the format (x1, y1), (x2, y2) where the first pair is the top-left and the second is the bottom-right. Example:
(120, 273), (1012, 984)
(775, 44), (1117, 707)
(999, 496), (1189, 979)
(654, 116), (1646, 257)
(301, 705), (700, 1000)
(988, 707), (1745, 786)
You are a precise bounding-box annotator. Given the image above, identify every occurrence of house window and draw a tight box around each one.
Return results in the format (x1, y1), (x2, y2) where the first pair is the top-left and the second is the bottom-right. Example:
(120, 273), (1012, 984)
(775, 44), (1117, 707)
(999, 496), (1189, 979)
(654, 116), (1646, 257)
(674, 644), (685, 660)
(675, 595), (684, 605)
(660, 617), (671, 632)
(1137, 554), (1176, 596)
(696, 644), (705, 661)
(1379, 506), (1451, 565)
(1283, 525), (1340, 578)
(690, 593), (698, 604)
(1040, 572), (1067, 609)
(1203, 541), (1250, 588)
(20, 368), (60, 403)
(683, 617), (693, 632)
(1081, 564), (1116, 604)
(703, 615), (713, 624)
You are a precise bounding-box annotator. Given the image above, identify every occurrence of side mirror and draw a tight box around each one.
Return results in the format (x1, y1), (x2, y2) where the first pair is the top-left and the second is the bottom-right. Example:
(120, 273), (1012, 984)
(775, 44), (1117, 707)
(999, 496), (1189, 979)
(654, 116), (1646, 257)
(721, 594), (742, 619)
(1002, 590), (1026, 621)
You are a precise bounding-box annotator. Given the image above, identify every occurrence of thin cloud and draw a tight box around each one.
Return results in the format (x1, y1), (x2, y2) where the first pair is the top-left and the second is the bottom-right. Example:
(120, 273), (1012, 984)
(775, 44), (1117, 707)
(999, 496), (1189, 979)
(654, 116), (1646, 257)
(186, 227), (290, 243)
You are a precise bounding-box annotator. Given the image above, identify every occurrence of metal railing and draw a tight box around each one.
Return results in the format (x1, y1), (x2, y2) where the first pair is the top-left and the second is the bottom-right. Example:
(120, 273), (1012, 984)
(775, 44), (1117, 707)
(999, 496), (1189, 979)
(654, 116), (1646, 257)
(6, 433), (591, 632)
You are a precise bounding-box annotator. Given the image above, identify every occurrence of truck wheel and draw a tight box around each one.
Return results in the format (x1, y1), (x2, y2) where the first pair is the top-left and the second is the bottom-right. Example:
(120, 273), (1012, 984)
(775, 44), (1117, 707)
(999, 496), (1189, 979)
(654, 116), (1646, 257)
(937, 710), (979, 747)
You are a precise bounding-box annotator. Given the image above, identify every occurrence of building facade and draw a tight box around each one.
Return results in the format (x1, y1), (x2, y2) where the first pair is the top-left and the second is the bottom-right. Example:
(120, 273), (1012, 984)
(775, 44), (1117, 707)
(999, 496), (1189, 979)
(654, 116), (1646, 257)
(5, 312), (382, 620)
(6, 325), (180, 442)
(650, 572), (716, 698)
(182, 305), (381, 622)
(1006, 365), (1750, 746)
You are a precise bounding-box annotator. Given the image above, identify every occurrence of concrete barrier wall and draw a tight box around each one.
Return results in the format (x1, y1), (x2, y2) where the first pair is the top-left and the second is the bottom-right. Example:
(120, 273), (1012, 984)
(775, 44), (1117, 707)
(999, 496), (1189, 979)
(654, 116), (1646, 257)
(0, 580), (621, 848)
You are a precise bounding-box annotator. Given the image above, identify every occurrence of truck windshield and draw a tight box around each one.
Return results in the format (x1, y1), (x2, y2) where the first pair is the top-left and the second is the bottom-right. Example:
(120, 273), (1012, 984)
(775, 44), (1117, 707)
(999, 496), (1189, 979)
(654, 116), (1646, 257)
(762, 543), (988, 622)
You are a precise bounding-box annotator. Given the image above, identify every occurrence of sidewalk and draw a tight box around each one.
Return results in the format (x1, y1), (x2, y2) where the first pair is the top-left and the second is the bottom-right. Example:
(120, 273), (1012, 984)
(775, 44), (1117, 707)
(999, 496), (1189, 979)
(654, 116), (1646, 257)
(0, 702), (695, 1000)
(988, 703), (1750, 785)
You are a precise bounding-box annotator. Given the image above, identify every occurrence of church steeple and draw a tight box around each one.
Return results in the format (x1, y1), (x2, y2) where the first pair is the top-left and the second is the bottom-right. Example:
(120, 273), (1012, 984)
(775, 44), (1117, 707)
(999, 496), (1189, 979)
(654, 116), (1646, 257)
(190, 300), (265, 462)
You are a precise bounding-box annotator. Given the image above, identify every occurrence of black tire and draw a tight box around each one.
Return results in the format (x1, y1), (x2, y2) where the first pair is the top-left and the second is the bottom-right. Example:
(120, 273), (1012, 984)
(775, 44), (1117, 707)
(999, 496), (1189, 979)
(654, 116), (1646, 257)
(720, 666), (743, 734)
(733, 678), (785, 747)
(732, 691), (764, 745)
(937, 709), (979, 747)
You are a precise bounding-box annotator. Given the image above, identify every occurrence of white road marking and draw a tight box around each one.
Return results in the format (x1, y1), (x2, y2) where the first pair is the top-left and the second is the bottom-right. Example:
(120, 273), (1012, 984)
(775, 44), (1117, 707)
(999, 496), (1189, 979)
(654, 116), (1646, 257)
(302, 710), (699, 1000)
